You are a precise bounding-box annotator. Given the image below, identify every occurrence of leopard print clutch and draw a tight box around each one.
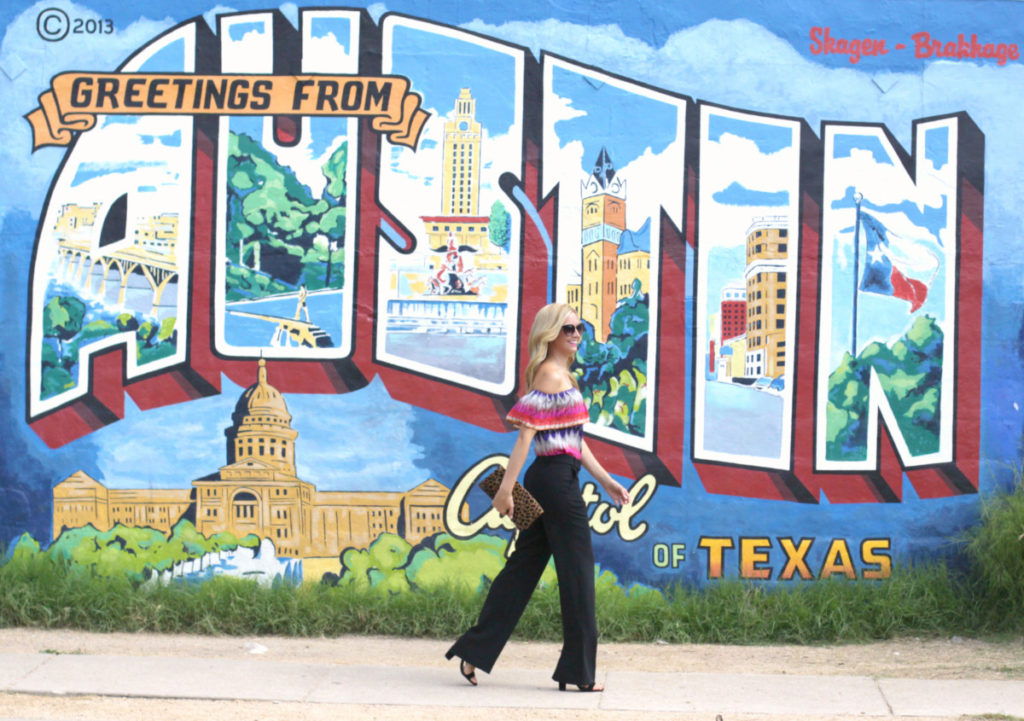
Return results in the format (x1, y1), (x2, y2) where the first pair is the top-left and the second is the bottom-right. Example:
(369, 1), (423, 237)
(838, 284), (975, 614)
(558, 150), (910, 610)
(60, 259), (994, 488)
(479, 467), (544, 531)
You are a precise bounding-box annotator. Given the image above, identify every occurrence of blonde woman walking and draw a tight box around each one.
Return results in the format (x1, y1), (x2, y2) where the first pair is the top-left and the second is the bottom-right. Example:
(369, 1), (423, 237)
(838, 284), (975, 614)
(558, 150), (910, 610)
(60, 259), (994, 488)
(446, 303), (630, 692)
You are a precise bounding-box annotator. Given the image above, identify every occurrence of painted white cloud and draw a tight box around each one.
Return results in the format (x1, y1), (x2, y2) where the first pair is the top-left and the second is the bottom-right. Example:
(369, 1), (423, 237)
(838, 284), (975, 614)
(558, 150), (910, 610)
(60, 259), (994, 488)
(380, 108), (448, 219)
(548, 93), (588, 124)
(701, 129), (799, 247)
(706, 133), (795, 195)
(305, 32), (350, 70)
(462, 18), (656, 69)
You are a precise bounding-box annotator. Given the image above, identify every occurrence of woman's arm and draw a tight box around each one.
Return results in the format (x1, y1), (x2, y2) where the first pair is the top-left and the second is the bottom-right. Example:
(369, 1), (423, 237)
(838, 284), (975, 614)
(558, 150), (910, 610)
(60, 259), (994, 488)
(581, 440), (631, 507)
(492, 426), (536, 518)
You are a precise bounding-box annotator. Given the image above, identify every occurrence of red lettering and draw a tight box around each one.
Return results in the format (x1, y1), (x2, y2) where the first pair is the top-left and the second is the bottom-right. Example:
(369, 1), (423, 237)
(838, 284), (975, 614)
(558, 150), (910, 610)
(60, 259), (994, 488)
(958, 34), (972, 58)
(912, 32), (1018, 65)
(811, 27), (888, 63)
(912, 31), (935, 59)
(809, 26), (824, 54)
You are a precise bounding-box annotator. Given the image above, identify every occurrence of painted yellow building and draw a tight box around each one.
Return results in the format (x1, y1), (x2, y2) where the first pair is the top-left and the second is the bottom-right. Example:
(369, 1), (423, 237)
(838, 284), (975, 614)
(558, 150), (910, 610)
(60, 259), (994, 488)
(718, 335), (748, 380)
(567, 148), (650, 343)
(743, 216), (789, 379)
(53, 203), (101, 242)
(52, 359), (456, 559)
(421, 216), (490, 255)
(134, 213), (179, 255)
(617, 232), (650, 299)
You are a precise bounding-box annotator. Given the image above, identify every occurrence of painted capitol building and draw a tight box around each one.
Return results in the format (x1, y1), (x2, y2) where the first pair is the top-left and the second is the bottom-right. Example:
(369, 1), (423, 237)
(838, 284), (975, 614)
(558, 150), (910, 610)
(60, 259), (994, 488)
(52, 360), (454, 569)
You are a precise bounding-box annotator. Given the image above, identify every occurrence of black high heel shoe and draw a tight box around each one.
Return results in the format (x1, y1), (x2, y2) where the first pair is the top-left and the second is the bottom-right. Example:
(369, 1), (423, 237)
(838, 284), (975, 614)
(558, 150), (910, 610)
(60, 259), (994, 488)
(459, 660), (478, 686)
(558, 681), (603, 692)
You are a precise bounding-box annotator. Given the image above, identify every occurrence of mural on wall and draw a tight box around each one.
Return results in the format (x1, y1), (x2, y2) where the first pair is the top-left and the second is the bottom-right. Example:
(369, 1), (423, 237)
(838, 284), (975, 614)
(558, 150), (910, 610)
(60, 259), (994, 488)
(1, 0), (1017, 590)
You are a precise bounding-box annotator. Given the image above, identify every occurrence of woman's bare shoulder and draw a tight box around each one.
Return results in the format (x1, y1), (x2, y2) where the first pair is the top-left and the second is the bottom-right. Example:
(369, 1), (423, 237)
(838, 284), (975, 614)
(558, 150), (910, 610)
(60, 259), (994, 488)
(531, 361), (572, 394)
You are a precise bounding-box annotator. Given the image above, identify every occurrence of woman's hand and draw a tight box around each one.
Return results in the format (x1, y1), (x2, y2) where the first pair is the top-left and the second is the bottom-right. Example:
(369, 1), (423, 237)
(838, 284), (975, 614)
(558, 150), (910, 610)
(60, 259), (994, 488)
(582, 440), (631, 507)
(601, 478), (631, 507)
(492, 487), (515, 519)
(493, 426), (534, 521)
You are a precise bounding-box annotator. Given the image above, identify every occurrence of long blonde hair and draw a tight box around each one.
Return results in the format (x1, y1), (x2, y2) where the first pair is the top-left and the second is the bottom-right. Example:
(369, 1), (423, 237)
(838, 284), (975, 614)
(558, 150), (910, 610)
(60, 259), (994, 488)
(524, 303), (579, 389)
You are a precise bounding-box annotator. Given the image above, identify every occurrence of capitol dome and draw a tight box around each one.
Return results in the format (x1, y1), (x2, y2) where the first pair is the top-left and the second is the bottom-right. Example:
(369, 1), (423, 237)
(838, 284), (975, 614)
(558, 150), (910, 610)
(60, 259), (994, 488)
(233, 358), (291, 425)
(224, 358), (298, 475)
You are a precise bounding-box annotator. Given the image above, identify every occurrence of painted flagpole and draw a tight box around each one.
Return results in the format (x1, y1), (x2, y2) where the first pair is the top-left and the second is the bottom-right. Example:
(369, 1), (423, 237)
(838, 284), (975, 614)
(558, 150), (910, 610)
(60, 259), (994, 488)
(851, 192), (863, 357)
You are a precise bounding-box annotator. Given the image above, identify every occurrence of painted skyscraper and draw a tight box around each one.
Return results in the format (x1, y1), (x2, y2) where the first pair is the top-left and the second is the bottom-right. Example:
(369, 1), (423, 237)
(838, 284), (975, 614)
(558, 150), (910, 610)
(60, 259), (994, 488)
(441, 88), (482, 216)
(421, 88), (490, 256)
(744, 216), (789, 378)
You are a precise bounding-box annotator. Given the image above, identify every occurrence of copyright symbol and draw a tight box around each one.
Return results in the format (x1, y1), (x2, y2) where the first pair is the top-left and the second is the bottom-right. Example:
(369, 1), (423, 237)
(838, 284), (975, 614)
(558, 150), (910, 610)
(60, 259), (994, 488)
(37, 8), (69, 42)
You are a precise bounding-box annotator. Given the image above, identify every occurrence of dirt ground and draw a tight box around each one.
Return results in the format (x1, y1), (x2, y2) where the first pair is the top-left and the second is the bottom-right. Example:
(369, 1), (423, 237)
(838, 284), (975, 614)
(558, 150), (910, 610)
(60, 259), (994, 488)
(2, 628), (1022, 721)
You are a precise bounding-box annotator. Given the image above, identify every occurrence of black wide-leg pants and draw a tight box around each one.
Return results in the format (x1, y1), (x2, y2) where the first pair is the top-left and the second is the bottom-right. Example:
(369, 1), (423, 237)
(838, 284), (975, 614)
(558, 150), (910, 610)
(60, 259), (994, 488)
(445, 454), (597, 686)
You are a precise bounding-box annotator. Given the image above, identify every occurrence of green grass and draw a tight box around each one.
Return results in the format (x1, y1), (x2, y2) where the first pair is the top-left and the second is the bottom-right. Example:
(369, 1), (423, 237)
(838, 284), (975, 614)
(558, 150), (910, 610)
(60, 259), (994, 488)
(0, 552), (1014, 643)
(963, 474), (1024, 620)
(2, 479), (1023, 644)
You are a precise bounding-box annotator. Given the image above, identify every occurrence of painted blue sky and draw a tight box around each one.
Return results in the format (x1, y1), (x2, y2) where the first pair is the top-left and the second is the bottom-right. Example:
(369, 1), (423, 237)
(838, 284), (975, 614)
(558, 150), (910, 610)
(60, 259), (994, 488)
(131, 35), (187, 72)
(228, 20), (264, 41)
(550, 65), (678, 169)
(389, 23), (517, 135)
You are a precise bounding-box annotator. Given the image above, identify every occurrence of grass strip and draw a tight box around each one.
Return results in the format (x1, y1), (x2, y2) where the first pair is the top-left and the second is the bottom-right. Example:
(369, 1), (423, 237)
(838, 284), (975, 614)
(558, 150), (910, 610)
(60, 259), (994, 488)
(0, 552), (1016, 643)
(2, 477), (1022, 644)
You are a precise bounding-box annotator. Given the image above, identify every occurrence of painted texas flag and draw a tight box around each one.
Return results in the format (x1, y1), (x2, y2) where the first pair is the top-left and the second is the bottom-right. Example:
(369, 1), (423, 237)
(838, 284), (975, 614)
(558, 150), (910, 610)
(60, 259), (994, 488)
(858, 212), (939, 313)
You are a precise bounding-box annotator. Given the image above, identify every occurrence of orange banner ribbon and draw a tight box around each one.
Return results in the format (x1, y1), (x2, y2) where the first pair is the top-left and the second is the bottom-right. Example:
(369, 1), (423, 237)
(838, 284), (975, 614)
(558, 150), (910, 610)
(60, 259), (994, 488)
(26, 72), (430, 150)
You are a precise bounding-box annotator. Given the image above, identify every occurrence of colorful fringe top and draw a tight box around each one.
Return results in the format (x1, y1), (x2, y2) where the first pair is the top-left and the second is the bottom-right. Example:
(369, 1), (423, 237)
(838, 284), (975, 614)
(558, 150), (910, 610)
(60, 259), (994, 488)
(506, 388), (589, 459)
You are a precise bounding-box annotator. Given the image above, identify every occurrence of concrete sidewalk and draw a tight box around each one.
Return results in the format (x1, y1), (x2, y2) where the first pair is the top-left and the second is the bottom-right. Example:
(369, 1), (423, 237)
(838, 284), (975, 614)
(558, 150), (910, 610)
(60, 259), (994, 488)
(1, 631), (1023, 720)
(4, 650), (1024, 717)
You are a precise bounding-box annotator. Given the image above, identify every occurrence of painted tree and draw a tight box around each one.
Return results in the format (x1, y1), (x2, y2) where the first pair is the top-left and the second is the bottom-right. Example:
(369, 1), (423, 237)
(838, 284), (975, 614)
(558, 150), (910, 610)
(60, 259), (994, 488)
(42, 295), (85, 358)
(574, 291), (650, 434)
(225, 131), (348, 296)
(826, 315), (943, 460)
(488, 200), (511, 251)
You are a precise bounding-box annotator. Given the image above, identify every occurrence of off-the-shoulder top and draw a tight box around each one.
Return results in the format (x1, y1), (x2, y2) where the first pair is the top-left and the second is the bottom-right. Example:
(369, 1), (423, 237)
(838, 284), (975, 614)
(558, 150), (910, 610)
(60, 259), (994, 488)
(506, 388), (589, 459)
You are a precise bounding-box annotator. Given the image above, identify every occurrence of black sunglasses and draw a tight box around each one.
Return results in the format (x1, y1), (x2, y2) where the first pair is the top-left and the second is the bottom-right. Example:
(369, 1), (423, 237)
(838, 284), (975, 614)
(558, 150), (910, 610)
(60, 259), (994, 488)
(561, 323), (585, 336)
